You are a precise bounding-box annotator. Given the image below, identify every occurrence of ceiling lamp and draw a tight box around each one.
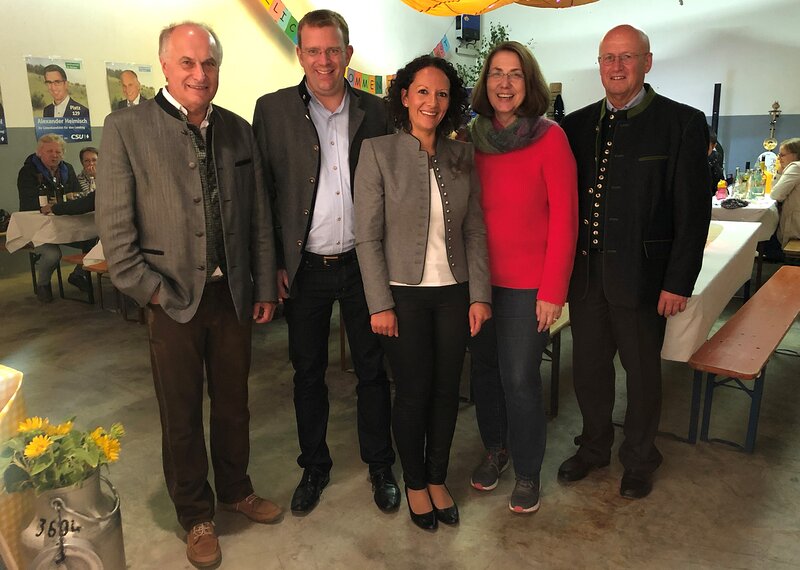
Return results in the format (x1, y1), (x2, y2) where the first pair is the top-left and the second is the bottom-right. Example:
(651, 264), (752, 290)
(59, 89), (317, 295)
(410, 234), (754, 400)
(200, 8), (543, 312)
(400, 0), (597, 15)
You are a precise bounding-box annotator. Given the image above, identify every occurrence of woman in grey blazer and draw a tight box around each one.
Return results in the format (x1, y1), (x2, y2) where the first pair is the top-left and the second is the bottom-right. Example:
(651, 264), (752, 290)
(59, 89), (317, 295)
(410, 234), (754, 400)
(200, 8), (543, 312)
(355, 55), (491, 531)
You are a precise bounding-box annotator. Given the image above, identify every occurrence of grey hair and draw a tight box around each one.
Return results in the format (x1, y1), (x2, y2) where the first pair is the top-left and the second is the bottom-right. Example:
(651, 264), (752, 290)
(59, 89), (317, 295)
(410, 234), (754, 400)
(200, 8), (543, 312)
(159, 21), (223, 65)
(37, 134), (66, 151)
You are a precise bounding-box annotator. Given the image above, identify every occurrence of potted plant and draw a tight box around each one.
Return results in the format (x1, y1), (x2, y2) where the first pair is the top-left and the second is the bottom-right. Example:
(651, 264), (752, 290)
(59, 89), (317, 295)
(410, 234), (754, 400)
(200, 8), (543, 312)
(0, 417), (127, 569)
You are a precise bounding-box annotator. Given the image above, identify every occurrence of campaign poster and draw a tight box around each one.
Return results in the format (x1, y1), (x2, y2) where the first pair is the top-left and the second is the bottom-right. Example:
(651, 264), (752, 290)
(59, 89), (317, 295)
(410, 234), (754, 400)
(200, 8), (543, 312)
(106, 62), (157, 111)
(0, 83), (7, 144)
(26, 56), (92, 143)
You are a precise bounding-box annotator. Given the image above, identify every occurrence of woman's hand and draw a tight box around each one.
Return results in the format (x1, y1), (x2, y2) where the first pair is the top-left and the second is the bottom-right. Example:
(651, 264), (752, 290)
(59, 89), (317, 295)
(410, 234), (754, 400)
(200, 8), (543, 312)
(469, 302), (492, 337)
(536, 300), (562, 332)
(371, 309), (399, 337)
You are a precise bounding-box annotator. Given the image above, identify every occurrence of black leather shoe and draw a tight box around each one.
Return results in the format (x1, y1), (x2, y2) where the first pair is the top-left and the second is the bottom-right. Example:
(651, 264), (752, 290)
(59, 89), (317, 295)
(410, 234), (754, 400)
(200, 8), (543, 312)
(404, 486), (437, 531)
(557, 454), (610, 482)
(68, 270), (92, 293)
(370, 468), (400, 512)
(431, 485), (459, 525)
(290, 468), (330, 515)
(620, 471), (653, 500)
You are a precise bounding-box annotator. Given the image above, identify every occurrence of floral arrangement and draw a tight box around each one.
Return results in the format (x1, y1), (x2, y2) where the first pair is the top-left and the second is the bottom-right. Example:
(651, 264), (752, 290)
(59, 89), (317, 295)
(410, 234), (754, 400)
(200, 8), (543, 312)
(0, 416), (124, 493)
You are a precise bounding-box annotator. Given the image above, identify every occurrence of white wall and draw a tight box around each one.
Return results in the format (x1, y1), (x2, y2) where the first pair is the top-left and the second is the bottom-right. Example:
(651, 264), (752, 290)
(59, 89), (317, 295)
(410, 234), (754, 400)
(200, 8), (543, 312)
(2, 0), (796, 127)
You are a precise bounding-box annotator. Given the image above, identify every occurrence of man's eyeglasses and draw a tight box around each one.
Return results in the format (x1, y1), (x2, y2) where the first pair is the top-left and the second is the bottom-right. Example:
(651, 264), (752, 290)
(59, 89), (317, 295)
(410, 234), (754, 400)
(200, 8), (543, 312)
(487, 71), (525, 83)
(44, 80), (66, 86)
(301, 47), (344, 58)
(597, 53), (646, 66)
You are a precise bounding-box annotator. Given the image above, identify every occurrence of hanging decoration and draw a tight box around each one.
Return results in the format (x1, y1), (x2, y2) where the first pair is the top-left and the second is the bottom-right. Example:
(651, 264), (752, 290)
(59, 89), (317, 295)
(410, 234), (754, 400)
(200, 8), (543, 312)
(400, 0), (596, 15)
(259, 0), (453, 95)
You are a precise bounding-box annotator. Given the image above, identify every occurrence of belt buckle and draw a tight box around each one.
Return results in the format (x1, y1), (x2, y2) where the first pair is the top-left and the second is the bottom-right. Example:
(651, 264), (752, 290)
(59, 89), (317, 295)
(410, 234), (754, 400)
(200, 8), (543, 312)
(322, 255), (339, 267)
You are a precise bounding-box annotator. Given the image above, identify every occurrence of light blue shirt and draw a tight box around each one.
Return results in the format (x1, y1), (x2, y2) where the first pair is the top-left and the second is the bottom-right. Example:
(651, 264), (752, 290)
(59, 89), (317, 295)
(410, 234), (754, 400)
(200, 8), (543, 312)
(305, 83), (353, 255)
(606, 86), (646, 112)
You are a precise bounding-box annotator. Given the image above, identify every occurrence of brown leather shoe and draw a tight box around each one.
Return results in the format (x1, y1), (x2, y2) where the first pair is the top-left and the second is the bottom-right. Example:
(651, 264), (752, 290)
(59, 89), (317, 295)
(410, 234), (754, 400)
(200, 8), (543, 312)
(220, 493), (283, 524)
(186, 522), (221, 568)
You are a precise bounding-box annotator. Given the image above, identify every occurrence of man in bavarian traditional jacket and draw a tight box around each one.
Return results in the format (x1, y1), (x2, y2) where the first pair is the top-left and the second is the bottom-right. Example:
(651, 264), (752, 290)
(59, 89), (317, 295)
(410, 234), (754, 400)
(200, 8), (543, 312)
(558, 25), (711, 499)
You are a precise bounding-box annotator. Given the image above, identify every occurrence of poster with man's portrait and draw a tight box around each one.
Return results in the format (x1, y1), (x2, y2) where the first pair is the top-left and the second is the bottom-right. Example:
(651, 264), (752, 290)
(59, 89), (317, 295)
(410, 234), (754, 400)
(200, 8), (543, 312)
(0, 83), (7, 144)
(25, 56), (92, 142)
(106, 63), (156, 111)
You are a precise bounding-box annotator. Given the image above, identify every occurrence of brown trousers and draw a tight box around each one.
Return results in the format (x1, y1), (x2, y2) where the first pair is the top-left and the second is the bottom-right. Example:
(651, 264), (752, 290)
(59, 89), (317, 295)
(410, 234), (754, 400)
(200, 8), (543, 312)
(147, 280), (254, 531)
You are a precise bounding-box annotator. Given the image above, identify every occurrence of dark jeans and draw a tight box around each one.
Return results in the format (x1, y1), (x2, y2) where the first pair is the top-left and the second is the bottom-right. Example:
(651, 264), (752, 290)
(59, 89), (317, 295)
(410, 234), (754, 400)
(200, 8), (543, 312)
(381, 283), (470, 490)
(284, 254), (394, 474)
(470, 286), (549, 481)
(147, 280), (254, 531)
(570, 253), (665, 474)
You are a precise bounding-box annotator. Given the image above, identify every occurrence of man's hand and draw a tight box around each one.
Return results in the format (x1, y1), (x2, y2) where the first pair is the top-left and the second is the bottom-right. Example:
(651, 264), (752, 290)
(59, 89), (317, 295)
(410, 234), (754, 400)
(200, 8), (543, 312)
(40, 204), (53, 215)
(371, 309), (398, 337)
(535, 300), (562, 332)
(657, 290), (689, 317)
(150, 285), (160, 305)
(469, 302), (492, 337)
(277, 269), (289, 302)
(253, 302), (277, 324)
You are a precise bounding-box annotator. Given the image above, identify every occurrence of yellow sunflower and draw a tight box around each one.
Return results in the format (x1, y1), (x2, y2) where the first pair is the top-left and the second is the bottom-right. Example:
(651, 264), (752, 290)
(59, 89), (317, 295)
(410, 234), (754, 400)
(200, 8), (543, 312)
(24, 435), (53, 458)
(46, 421), (74, 436)
(18, 417), (49, 433)
(97, 435), (121, 462)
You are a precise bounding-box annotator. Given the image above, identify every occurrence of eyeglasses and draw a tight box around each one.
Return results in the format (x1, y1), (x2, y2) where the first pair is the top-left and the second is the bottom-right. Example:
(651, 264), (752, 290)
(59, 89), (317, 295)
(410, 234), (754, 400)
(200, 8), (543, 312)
(597, 53), (646, 66)
(487, 71), (525, 83)
(301, 47), (344, 58)
(44, 80), (66, 86)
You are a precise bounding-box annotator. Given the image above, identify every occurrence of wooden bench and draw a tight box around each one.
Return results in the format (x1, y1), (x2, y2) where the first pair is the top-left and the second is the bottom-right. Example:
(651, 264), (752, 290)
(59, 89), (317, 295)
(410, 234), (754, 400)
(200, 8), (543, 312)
(543, 305), (570, 418)
(784, 239), (800, 264)
(688, 265), (800, 452)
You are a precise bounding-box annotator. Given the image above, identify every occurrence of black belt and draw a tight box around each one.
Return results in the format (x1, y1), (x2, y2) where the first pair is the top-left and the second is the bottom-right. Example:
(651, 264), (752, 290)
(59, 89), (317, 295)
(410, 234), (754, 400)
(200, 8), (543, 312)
(303, 249), (357, 269)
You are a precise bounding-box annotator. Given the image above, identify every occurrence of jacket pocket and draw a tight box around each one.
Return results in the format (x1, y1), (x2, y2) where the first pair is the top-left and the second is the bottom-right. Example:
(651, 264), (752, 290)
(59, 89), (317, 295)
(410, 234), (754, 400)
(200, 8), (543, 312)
(638, 155), (669, 161)
(234, 158), (253, 167)
(643, 239), (672, 259)
(140, 248), (165, 256)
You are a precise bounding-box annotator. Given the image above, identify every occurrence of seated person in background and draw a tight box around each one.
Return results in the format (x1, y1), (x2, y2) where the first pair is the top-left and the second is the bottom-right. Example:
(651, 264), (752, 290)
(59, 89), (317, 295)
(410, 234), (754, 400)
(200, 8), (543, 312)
(17, 134), (96, 303)
(75, 146), (98, 200)
(772, 138), (800, 247)
(708, 129), (725, 194)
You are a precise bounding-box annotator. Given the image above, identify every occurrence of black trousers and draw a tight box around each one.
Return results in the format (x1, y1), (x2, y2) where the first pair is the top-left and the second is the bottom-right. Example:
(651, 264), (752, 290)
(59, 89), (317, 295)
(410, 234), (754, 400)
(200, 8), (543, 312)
(381, 283), (470, 490)
(570, 253), (666, 474)
(147, 280), (254, 531)
(284, 254), (394, 474)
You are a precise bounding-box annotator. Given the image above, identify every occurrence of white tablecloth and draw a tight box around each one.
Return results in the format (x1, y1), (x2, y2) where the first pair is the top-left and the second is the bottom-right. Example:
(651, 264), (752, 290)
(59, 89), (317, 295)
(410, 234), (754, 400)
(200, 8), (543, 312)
(4, 211), (97, 253)
(711, 197), (779, 242)
(661, 220), (761, 362)
(83, 241), (105, 266)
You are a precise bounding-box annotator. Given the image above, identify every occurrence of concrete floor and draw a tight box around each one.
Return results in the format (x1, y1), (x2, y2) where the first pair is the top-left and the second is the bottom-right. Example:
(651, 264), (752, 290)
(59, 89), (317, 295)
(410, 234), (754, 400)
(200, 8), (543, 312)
(1, 252), (799, 570)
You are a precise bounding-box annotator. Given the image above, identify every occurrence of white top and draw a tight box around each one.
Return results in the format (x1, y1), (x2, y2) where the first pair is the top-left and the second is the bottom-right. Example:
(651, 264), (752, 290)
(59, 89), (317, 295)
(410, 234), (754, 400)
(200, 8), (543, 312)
(391, 169), (456, 287)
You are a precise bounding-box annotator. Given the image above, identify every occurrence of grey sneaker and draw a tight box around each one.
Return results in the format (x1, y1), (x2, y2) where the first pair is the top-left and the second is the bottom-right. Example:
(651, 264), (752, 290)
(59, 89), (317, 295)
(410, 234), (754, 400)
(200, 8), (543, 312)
(509, 479), (540, 514)
(470, 449), (509, 491)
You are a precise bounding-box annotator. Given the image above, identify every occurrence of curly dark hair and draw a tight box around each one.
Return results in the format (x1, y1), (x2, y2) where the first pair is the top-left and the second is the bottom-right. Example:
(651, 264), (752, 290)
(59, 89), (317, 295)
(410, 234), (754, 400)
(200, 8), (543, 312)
(386, 55), (470, 138)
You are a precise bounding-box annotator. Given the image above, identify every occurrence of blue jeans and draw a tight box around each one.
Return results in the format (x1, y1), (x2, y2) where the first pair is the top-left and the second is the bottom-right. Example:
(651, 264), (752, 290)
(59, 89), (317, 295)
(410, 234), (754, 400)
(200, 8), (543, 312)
(469, 286), (549, 481)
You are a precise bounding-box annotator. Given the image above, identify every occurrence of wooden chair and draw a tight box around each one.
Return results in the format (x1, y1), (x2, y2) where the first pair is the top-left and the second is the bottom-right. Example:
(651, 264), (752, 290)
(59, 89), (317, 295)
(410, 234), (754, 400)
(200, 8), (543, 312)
(784, 239), (800, 264)
(542, 305), (570, 418)
(84, 261), (144, 323)
(688, 265), (800, 452)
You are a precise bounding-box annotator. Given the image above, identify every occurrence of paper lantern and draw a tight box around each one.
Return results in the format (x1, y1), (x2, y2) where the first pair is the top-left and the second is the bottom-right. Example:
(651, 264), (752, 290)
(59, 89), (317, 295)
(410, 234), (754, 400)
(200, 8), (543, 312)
(400, 0), (597, 15)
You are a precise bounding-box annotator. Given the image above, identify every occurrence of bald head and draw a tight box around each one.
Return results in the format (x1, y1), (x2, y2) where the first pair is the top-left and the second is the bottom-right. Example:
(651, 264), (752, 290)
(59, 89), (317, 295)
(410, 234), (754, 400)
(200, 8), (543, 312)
(120, 70), (141, 102)
(598, 24), (652, 109)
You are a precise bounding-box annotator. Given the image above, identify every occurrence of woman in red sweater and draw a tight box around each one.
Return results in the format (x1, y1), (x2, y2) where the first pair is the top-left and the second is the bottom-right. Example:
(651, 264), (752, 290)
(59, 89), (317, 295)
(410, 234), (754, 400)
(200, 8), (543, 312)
(466, 41), (577, 513)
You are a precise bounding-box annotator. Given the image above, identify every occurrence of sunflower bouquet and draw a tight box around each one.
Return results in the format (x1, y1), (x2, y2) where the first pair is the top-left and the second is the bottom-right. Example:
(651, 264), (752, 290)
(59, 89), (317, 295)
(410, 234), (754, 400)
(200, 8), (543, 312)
(0, 416), (124, 493)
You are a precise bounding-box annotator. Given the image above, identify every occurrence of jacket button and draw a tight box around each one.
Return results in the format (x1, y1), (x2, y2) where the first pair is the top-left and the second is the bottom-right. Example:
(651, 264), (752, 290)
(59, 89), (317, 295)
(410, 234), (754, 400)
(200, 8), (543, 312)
(193, 197), (202, 203)
(296, 240), (302, 247)
(309, 177), (315, 184)
(581, 250), (587, 256)
(197, 265), (205, 271)
(583, 219), (589, 225)
(189, 162), (197, 169)
(303, 209), (309, 215)
(313, 145), (319, 151)
(195, 231), (204, 237)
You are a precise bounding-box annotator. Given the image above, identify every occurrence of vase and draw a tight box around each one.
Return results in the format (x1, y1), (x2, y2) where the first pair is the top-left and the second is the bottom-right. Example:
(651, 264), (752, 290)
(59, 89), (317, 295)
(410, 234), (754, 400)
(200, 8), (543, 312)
(19, 470), (126, 570)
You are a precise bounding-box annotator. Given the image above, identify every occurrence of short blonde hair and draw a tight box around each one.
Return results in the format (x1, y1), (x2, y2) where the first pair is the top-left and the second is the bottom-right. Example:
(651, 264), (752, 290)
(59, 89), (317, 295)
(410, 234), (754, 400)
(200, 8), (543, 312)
(37, 134), (65, 152)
